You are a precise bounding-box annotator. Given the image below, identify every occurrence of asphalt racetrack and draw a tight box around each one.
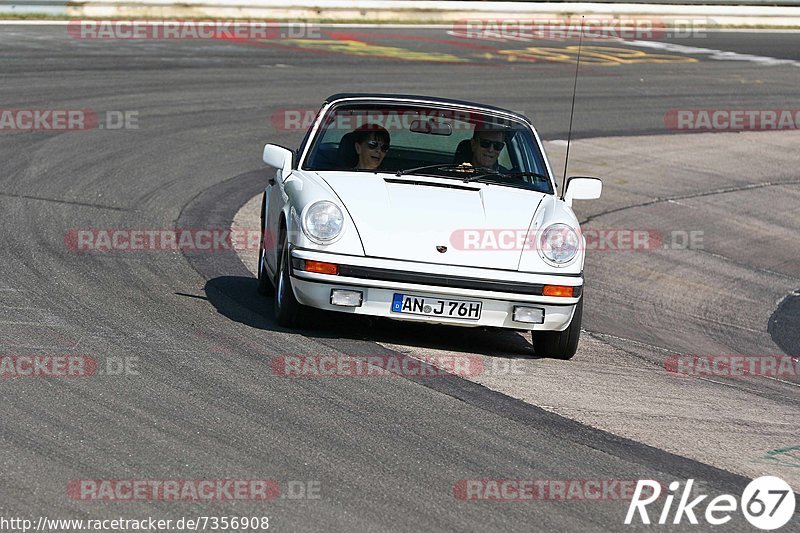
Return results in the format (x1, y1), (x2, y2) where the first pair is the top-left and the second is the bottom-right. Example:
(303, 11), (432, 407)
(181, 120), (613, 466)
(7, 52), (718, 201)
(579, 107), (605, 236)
(0, 23), (799, 531)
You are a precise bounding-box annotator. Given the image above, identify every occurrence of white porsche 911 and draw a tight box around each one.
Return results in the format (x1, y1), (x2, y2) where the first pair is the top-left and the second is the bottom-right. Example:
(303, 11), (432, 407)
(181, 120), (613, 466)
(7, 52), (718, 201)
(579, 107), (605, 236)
(258, 94), (601, 359)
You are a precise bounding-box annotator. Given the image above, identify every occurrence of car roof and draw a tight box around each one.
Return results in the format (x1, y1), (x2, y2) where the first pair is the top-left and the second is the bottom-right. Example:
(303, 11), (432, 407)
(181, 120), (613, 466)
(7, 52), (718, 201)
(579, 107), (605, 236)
(324, 93), (530, 123)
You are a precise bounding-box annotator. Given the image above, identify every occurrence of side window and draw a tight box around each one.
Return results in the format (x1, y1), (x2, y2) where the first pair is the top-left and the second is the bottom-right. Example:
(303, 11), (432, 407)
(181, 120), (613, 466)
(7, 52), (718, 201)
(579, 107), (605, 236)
(498, 144), (513, 169)
(506, 133), (526, 171)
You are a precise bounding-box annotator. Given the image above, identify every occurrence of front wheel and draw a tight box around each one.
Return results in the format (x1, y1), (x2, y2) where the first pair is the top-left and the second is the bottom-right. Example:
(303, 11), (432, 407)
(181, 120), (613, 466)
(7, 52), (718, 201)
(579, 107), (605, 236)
(273, 233), (306, 327)
(532, 298), (583, 360)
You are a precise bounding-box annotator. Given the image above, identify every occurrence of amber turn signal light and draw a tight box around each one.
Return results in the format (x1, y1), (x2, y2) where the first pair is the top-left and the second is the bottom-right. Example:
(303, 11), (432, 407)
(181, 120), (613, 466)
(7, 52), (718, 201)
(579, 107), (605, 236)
(303, 260), (339, 275)
(542, 285), (575, 297)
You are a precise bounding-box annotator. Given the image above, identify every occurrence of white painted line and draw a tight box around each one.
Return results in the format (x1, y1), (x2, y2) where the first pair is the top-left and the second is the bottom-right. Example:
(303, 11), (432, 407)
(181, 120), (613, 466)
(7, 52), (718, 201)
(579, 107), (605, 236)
(621, 38), (800, 67)
(0, 20), (71, 25)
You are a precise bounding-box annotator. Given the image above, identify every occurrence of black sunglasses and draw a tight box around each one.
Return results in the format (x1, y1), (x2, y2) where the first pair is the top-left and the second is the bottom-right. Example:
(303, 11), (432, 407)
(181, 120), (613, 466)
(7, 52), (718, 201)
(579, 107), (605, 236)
(478, 139), (505, 151)
(366, 140), (390, 152)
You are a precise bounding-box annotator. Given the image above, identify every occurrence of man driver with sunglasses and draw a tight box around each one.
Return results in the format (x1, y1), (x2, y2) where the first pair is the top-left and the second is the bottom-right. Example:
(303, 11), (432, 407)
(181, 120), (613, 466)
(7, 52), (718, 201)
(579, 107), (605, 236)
(469, 128), (510, 172)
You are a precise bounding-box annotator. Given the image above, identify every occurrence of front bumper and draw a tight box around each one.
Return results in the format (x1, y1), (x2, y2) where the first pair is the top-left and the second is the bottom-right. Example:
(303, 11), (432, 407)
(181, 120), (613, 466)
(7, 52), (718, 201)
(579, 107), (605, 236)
(289, 248), (581, 331)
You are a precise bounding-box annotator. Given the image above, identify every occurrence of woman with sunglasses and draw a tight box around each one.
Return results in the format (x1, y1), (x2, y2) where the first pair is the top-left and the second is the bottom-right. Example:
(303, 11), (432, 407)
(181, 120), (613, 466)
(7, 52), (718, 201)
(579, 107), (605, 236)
(353, 124), (390, 171)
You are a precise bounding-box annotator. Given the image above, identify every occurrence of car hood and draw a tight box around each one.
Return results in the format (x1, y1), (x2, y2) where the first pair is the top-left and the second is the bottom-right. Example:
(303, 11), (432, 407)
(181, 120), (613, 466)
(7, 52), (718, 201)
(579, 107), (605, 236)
(317, 172), (546, 270)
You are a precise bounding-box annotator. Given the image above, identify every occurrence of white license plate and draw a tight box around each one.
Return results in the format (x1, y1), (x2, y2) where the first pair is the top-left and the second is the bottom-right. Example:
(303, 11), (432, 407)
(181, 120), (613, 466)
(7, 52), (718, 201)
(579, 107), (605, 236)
(391, 293), (482, 320)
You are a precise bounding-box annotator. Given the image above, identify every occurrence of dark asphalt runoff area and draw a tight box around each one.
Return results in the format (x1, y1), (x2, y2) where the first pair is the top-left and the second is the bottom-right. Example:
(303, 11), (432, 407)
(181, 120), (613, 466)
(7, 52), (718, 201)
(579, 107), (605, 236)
(0, 24), (798, 531)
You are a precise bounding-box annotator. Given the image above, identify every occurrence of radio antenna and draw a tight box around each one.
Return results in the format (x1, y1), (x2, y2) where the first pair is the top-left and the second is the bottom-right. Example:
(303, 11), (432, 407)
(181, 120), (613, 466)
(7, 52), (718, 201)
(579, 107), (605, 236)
(562, 16), (585, 196)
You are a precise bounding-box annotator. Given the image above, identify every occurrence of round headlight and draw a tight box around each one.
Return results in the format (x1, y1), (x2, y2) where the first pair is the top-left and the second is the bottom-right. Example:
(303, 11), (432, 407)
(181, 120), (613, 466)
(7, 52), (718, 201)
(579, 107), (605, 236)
(538, 224), (579, 265)
(302, 201), (344, 243)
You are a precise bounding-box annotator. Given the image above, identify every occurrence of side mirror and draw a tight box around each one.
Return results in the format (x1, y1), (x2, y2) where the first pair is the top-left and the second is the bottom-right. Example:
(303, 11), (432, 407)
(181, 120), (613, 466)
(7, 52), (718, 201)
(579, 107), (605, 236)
(262, 144), (293, 174)
(563, 176), (602, 207)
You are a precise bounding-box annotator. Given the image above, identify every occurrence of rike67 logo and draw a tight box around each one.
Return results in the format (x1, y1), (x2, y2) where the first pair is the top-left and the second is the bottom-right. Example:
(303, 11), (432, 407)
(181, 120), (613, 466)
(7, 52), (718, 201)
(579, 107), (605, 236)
(625, 477), (796, 530)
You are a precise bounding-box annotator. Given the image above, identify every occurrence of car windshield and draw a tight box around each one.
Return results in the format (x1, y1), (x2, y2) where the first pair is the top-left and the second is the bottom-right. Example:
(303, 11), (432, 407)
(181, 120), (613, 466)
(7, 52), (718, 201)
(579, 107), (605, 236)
(302, 102), (554, 194)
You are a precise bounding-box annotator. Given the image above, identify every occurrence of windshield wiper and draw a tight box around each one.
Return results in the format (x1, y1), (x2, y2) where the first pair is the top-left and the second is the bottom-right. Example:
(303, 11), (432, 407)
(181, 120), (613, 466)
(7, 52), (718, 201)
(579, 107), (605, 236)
(506, 171), (551, 182)
(396, 163), (479, 177)
(395, 164), (551, 189)
(463, 170), (550, 183)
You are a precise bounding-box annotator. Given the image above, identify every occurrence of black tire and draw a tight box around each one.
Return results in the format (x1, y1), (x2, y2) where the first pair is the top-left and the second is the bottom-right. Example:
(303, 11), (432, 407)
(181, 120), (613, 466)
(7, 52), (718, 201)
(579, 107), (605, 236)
(256, 232), (275, 296)
(273, 232), (305, 327)
(532, 297), (583, 360)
